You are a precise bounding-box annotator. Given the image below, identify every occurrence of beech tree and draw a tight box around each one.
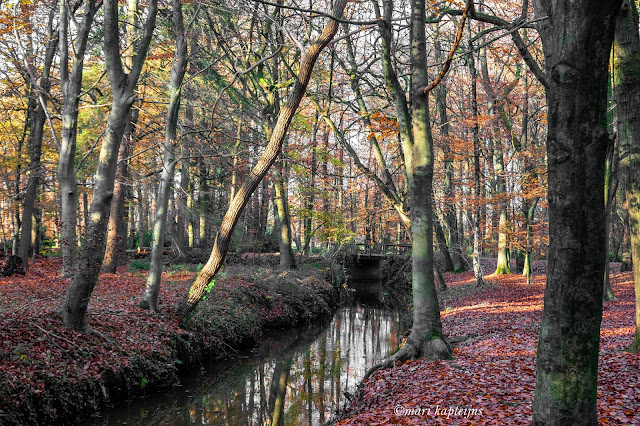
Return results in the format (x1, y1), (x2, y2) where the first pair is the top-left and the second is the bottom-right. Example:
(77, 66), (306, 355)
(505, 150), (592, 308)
(531, 0), (622, 424)
(15, 2), (58, 265)
(63, 0), (158, 331)
(58, 0), (100, 278)
(102, 0), (141, 273)
(141, 0), (191, 312)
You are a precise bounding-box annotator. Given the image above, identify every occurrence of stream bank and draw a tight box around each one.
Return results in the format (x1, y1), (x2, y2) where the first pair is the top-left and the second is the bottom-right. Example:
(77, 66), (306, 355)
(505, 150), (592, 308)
(0, 259), (339, 425)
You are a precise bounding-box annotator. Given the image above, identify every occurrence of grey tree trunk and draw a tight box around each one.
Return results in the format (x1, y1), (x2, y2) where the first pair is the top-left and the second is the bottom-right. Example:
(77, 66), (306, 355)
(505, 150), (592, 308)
(63, 0), (158, 331)
(141, 0), (188, 312)
(59, 0), (99, 278)
(531, 0), (622, 423)
(182, 0), (348, 315)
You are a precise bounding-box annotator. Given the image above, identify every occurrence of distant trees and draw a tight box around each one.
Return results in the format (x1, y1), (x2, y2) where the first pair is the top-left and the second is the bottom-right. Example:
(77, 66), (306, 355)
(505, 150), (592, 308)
(182, 0), (349, 314)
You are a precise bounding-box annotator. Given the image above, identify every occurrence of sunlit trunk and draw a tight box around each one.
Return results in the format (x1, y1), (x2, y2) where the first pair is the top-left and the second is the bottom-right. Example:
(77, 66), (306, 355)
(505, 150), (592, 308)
(182, 0), (348, 314)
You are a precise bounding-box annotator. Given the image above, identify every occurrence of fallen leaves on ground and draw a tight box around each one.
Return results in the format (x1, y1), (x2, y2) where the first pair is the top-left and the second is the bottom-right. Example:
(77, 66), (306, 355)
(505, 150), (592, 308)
(0, 258), (335, 424)
(338, 260), (640, 425)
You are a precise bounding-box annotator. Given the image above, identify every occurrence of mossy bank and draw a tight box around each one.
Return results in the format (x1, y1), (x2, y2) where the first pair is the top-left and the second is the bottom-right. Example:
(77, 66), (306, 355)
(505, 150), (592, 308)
(0, 261), (339, 425)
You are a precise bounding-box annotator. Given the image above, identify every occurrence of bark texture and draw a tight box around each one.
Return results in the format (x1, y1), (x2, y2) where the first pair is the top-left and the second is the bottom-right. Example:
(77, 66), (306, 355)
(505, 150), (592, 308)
(531, 1), (622, 424)
(63, 0), (158, 331)
(59, 0), (99, 278)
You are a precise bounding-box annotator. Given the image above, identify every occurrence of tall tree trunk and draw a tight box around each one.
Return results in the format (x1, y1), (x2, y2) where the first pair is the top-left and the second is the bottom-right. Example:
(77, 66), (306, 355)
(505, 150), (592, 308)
(59, 0), (99, 277)
(181, 0), (348, 315)
(364, 0), (456, 374)
(523, 197), (538, 285)
(63, 0), (158, 331)
(198, 160), (208, 247)
(18, 10), (58, 266)
(468, 34), (486, 287)
(136, 185), (147, 248)
(531, 0), (621, 423)
(301, 116), (318, 257)
(176, 158), (189, 250)
(612, 0), (640, 353)
(435, 213), (454, 271)
(141, 0), (188, 312)
(102, 0), (141, 272)
(434, 46), (464, 271)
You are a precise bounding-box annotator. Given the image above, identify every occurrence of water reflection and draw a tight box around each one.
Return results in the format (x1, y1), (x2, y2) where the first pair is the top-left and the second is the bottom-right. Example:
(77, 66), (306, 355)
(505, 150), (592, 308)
(85, 304), (410, 425)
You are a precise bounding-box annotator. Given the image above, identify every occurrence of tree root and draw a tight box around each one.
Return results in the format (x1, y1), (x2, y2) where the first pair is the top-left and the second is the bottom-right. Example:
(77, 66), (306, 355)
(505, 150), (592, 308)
(362, 333), (478, 381)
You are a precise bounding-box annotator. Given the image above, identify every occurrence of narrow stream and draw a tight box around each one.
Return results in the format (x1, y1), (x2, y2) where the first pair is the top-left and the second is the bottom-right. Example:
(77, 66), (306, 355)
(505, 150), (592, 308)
(85, 295), (411, 425)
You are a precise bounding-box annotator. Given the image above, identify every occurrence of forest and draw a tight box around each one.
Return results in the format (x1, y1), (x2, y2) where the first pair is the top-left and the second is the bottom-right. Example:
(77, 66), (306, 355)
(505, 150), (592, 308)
(0, 0), (639, 424)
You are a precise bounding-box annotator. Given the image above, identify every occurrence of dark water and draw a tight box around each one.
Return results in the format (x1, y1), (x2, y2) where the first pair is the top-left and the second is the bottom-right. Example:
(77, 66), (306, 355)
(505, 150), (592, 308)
(85, 298), (410, 425)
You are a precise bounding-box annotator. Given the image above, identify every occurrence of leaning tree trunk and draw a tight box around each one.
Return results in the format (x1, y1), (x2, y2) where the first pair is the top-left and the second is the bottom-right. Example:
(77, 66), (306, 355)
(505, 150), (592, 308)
(612, 0), (640, 353)
(141, 0), (187, 312)
(531, 0), (621, 424)
(63, 0), (158, 331)
(181, 0), (348, 315)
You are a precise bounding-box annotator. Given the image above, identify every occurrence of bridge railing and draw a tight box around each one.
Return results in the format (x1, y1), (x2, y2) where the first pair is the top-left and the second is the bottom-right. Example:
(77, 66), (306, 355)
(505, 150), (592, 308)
(345, 243), (411, 256)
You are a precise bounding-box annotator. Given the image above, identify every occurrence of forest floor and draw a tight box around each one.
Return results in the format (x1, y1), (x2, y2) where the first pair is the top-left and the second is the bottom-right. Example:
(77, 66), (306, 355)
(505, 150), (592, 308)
(0, 257), (338, 425)
(336, 259), (640, 425)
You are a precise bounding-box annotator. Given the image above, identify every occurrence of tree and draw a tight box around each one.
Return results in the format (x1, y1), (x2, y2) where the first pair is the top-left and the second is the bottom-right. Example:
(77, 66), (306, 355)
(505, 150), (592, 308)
(363, 0), (473, 379)
(63, 0), (158, 331)
(16, 1), (58, 266)
(531, 0), (622, 424)
(467, 31), (486, 288)
(141, 0), (190, 312)
(181, 0), (348, 314)
(102, 0), (141, 273)
(58, 0), (100, 278)
(612, 0), (640, 353)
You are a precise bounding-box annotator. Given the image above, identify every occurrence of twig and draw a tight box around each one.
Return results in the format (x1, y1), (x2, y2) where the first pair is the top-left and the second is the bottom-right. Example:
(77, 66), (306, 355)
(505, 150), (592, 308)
(33, 323), (77, 346)
(423, 0), (472, 95)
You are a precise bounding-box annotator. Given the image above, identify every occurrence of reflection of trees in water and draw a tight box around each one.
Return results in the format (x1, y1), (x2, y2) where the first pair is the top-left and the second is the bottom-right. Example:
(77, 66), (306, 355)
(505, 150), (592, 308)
(88, 307), (409, 425)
